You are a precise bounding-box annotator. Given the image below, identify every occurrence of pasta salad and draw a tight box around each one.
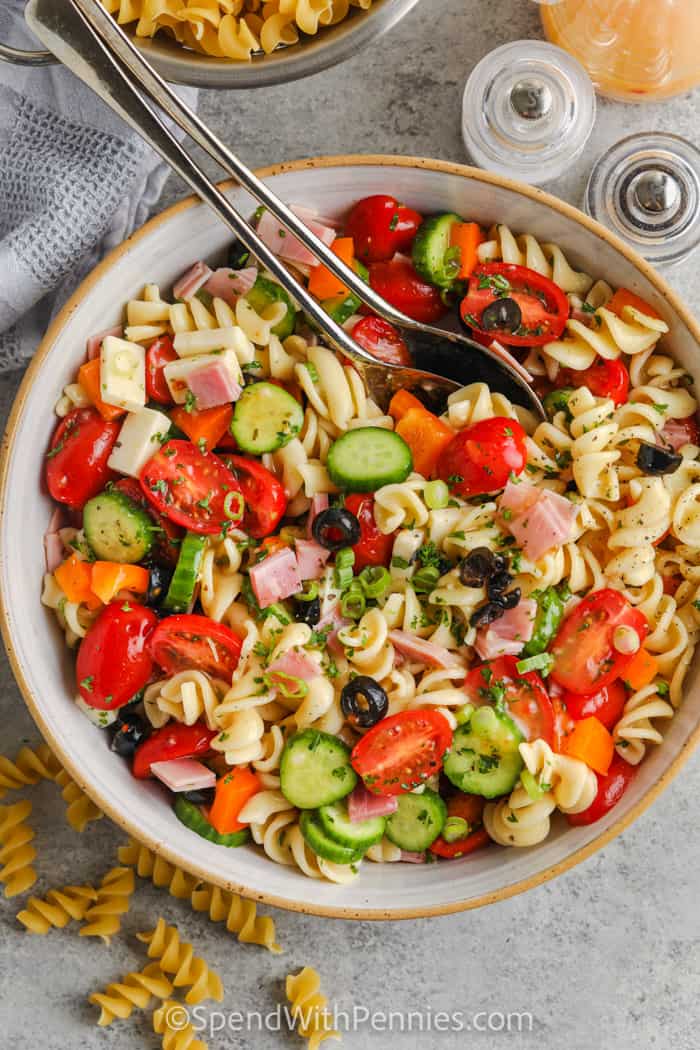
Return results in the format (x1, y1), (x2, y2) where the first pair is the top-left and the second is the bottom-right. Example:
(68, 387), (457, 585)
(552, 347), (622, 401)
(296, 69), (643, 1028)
(42, 195), (700, 883)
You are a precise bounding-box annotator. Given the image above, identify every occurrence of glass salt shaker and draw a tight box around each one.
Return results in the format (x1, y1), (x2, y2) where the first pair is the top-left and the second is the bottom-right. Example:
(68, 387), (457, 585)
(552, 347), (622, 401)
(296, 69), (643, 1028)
(585, 133), (700, 267)
(461, 40), (596, 185)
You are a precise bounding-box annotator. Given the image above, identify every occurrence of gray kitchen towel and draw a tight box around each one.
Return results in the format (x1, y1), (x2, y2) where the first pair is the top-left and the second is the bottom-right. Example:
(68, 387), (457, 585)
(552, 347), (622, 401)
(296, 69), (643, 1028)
(0, 0), (197, 370)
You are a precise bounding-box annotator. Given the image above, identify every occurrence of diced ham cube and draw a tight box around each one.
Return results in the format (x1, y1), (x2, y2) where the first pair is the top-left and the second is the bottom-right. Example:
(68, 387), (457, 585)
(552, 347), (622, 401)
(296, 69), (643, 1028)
(388, 630), (462, 669)
(267, 649), (319, 683)
(348, 783), (398, 823)
(173, 261), (213, 302)
(505, 490), (578, 562)
(249, 547), (301, 608)
(474, 598), (537, 661)
(294, 539), (330, 580)
(256, 207), (336, 269)
(187, 361), (242, 410)
(203, 266), (258, 306)
(499, 479), (541, 517)
(150, 759), (216, 792)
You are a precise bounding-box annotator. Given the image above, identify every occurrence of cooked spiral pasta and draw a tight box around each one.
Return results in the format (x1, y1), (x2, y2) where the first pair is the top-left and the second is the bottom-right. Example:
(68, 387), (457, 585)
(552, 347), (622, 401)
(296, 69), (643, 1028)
(89, 962), (173, 1025)
(365, 838), (403, 863)
(0, 799), (37, 897)
(286, 966), (341, 1050)
(137, 918), (224, 1004)
(118, 838), (198, 899)
(0, 742), (61, 797)
(152, 998), (208, 1050)
(613, 684), (675, 765)
(373, 474), (429, 534)
(444, 381), (528, 431)
(79, 866), (135, 943)
(606, 477), (671, 586)
(17, 883), (97, 933)
(542, 301), (669, 375)
(477, 225), (593, 296)
(198, 536), (245, 623)
(144, 671), (228, 730)
(190, 882), (282, 953)
(55, 767), (104, 832)
(42, 572), (99, 647)
(337, 608), (395, 680)
(54, 380), (90, 417)
(519, 739), (597, 814)
(483, 787), (556, 847)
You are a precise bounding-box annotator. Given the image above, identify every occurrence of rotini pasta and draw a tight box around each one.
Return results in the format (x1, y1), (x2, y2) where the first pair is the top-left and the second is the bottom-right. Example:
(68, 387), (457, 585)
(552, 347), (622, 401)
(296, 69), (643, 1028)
(152, 998), (208, 1050)
(55, 767), (104, 833)
(0, 742), (61, 797)
(137, 918), (224, 1004)
(286, 966), (341, 1050)
(17, 883), (97, 933)
(0, 800), (37, 897)
(190, 882), (282, 953)
(118, 838), (198, 899)
(89, 962), (173, 1025)
(79, 866), (135, 943)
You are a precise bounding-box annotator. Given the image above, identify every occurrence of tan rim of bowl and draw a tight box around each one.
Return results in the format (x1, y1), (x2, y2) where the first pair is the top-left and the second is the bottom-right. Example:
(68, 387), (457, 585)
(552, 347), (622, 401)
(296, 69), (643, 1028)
(3, 155), (700, 920)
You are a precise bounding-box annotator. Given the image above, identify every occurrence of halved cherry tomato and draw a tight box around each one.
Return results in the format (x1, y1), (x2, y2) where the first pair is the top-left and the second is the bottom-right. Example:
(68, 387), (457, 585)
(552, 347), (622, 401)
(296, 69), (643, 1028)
(344, 195), (423, 263)
(430, 827), (490, 859)
(145, 335), (178, 404)
(561, 679), (627, 731)
(351, 709), (453, 796)
(76, 601), (158, 710)
(115, 477), (183, 567)
(45, 407), (119, 509)
(350, 316), (412, 366)
(464, 656), (555, 745)
(460, 263), (569, 346)
(551, 688), (575, 751)
(567, 754), (637, 826)
(437, 416), (527, 498)
(660, 415), (700, 451)
(133, 722), (216, 779)
(369, 257), (447, 324)
(549, 588), (649, 694)
(344, 494), (395, 571)
(150, 613), (243, 681)
(580, 358), (629, 407)
(140, 440), (244, 535)
(222, 455), (287, 539)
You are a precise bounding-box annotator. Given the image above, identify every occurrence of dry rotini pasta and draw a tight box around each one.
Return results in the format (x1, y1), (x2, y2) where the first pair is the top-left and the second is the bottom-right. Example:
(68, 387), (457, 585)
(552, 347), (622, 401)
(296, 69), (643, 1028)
(286, 966), (341, 1050)
(0, 800), (38, 897)
(137, 918), (224, 1005)
(17, 883), (97, 933)
(0, 742), (61, 797)
(153, 998), (208, 1050)
(79, 866), (135, 944)
(89, 962), (173, 1025)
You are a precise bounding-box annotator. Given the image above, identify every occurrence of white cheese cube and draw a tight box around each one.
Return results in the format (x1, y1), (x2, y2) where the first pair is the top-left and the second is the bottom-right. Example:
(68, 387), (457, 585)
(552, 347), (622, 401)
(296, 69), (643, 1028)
(107, 406), (171, 478)
(163, 349), (242, 404)
(173, 325), (250, 358)
(100, 336), (146, 412)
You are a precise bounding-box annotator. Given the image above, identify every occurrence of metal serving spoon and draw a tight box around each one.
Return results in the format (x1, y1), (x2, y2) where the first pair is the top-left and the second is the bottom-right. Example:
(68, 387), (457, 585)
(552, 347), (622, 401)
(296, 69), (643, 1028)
(27, 0), (545, 419)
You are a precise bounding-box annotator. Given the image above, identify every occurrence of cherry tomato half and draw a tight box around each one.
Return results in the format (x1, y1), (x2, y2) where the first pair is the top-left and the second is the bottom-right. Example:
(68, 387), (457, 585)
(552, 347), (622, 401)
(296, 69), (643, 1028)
(437, 416), (528, 498)
(430, 826), (491, 860)
(45, 407), (119, 509)
(350, 316), (412, 366)
(344, 494), (395, 571)
(223, 455), (287, 539)
(561, 679), (627, 731)
(660, 415), (700, 451)
(351, 709), (453, 796)
(115, 477), (183, 567)
(555, 358), (629, 408)
(140, 440), (244, 535)
(132, 722), (216, 779)
(344, 195), (423, 263)
(567, 754), (637, 826)
(369, 257), (447, 325)
(460, 263), (569, 347)
(150, 613), (243, 682)
(429, 792), (487, 858)
(464, 656), (555, 745)
(145, 335), (178, 404)
(549, 588), (649, 694)
(76, 602), (158, 710)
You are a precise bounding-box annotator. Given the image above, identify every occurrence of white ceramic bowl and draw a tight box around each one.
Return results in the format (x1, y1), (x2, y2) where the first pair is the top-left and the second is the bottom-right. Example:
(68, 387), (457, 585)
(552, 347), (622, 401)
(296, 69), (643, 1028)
(3, 156), (700, 919)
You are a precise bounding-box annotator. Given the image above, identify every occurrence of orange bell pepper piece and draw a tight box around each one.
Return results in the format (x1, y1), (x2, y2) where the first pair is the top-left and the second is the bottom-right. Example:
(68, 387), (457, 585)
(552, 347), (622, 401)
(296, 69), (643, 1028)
(90, 562), (150, 605)
(54, 554), (100, 607)
(607, 288), (663, 321)
(208, 766), (261, 835)
(395, 407), (455, 478)
(170, 404), (233, 451)
(388, 389), (427, 421)
(307, 238), (355, 301)
(450, 221), (485, 279)
(561, 716), (614, 775)
(77, 358), (125, 422)
(622, 648), (659, 692)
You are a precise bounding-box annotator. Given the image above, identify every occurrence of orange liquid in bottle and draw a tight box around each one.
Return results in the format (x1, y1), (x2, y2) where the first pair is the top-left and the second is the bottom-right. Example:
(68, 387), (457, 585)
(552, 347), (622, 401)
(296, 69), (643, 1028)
(540, 0), (700, 102)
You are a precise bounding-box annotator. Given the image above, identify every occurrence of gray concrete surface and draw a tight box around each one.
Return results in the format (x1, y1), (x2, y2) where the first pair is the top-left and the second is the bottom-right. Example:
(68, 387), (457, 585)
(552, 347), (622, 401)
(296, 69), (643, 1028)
(2, 0), (700, 1047)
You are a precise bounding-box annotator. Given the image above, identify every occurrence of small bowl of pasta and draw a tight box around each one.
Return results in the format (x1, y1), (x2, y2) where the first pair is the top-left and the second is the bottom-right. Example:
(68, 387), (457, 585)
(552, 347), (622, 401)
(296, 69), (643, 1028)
(95, 0), (420, 87)
(4, 155), (700, 919)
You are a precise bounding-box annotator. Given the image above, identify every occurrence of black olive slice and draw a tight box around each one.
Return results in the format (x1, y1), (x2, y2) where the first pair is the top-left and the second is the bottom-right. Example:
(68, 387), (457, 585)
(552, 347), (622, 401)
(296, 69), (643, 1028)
(636, 440), (683, 476)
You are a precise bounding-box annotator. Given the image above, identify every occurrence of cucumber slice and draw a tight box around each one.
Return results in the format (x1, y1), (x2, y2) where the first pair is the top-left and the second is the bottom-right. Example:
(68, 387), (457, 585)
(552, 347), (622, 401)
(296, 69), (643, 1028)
(444, 707), (524, 799)
(385, 788), (447, 851)
(412, 212), (463, 289)
(245, 275), (297, 340)
(280, 729), (357, 809)
(322, 292), (361, 325)
(326, 427), (413, 492)
(299, 811), (365, 865)
(174, 796), (250, 847)
(317, 799), (386, 850)
(83, 489), (154, 564)
(162, 532), (206, 613)
(231, 382), (303, 455)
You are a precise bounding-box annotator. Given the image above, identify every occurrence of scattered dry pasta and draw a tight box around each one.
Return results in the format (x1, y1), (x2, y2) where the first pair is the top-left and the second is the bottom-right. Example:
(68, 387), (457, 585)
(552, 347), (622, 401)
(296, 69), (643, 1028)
(137, 917), (224, 1005)
(153, 999), (208, 1050)
(119, 838), (198, 899)
(17, 883), (97, 933)
(55, 768), (104, 833)
(0, 799), (37, 897)
(0, 742), (61, 797)
(79, 866), (135, 944)
(286, 966), (341, 1050)
(89, 962), (173, 1025)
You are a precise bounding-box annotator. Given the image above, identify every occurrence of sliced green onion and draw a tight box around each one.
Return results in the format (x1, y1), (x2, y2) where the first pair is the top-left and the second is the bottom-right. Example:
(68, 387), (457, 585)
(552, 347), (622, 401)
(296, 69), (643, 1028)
(358, 566), (390, 599)
(335, 548), (355, 570)
(261, 602), (291, 625)
(295, 580), (319, 602)
(266, 671), (309, 701)
(341, 581), (366, 619)
(520, 769), (545, 802)
(223, 490), (245, 520)
(515, 652), (555, 676)
(442, 816), (470, 843)
(454, 703), (474, 726)
(412, 566), (440, 594)
(334, 547), (356, 590)
(424, 480), (450, 510)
